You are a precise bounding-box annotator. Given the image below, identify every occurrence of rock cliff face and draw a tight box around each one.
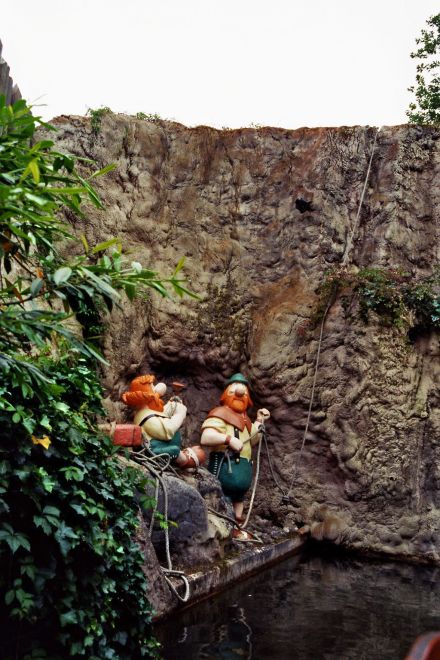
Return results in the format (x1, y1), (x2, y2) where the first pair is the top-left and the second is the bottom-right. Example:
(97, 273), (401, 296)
(0, 41), (21, 105)
(51, 114), (440, 563)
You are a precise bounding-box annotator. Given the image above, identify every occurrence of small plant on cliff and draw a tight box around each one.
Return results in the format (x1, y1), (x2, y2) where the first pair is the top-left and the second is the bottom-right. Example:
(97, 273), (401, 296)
(87, 105), (112, 134)
(314, 265), (440, 331)
(407, 13), (440, 124)
(0, 96), (195, 658)
(135, 112), (162, 122)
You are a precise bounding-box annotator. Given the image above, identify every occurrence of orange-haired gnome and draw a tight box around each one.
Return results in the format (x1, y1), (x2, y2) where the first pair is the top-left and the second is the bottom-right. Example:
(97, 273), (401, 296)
(122, 374), (204, 469)
(200, 374), (270, 522)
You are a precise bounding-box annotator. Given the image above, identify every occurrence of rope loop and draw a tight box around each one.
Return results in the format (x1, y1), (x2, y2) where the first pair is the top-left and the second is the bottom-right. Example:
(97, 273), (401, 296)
(129, 449), (192, 602)
(162, 569), (191, 603)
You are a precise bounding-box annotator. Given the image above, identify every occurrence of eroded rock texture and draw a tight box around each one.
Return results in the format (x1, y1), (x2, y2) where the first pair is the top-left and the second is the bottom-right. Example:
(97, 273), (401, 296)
(51, 114), (440, 562)
(145, 469), (234, 566)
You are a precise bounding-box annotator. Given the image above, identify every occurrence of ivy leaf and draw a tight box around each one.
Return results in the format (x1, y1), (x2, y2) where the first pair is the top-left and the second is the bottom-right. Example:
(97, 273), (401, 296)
(43, 506), (60, 517)
(60, 610), (78, 626)
(55, 521), (79, 556)
(60, 466), (85, 482)
(70, 503), (86, 516)
(33, 515), (51, 535)
(0, 529), (30, 553)
(54, 401), (70, 413)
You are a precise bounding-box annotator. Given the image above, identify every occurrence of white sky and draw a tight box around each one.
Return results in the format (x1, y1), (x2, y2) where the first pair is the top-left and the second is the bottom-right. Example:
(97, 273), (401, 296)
(2, 0), (440, 129)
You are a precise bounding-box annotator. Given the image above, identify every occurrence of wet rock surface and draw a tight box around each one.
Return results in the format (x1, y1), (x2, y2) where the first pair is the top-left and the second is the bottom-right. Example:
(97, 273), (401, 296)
(50, 114), (440, 563)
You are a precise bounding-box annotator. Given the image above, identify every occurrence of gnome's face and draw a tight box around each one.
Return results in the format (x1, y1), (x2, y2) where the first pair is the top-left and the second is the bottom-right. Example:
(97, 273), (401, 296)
(220, 383), (252, 413)
(149, 382), (166, 411)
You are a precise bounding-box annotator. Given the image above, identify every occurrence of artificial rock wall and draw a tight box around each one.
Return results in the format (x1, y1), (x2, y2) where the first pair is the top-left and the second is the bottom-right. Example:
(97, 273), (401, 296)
(51, 114), (440, 562)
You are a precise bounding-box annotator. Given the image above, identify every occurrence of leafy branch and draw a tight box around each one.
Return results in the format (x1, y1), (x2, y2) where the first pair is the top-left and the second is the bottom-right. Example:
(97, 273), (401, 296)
(407, 13), (440, 124)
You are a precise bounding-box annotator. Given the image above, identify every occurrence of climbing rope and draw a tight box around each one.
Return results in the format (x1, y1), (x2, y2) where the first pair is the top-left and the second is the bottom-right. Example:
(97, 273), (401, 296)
(206, 506), (241, 529)
(131, 445), (191, 603)
(342, 127), (381, 266)
(283, 293), (336, 500)
(278, 126), (382, 502)
(240, 427), (263, 530)
(261, 426), (286, 494)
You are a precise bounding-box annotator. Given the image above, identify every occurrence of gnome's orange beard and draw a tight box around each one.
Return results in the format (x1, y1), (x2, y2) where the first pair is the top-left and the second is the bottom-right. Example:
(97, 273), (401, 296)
(148, 393), (165, 412)
(221, 392), (251, 413)
(122, 390), (165, 412)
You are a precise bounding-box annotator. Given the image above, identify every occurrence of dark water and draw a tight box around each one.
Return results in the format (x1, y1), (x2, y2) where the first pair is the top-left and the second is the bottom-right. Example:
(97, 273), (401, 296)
(155, 548), (440, 660)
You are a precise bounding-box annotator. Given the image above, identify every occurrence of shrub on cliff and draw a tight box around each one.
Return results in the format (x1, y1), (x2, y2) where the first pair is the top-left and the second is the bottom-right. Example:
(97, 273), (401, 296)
(0, 97), (191, 658)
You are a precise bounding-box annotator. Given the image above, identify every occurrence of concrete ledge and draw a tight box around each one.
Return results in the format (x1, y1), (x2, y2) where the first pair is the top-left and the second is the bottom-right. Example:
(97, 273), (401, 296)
(158, 532), (305, 619)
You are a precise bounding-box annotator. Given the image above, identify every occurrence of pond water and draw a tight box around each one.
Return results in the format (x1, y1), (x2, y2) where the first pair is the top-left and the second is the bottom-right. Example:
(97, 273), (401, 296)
(155, 547), (440, 659)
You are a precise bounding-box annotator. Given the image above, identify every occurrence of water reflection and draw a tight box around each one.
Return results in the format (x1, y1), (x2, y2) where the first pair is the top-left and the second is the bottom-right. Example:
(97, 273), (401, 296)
(156, 549), (440, 659)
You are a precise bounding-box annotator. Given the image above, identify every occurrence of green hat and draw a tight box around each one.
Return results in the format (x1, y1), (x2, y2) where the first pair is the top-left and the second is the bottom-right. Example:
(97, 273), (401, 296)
(226, 373), (249, 386)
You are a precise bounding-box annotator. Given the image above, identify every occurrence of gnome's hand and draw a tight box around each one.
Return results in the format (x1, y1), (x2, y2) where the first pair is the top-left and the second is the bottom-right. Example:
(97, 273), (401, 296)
(256, 408), (270, 423)
(228, 436), (243, 453)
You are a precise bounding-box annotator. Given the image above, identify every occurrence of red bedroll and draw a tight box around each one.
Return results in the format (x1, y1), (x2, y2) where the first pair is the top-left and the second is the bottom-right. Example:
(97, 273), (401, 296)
(406, 633), (440, 660)
(111, 424), (143, 447)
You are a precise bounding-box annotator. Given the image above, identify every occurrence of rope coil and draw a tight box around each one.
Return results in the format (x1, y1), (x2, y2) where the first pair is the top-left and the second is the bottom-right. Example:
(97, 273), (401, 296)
(132, 445), (191, 603)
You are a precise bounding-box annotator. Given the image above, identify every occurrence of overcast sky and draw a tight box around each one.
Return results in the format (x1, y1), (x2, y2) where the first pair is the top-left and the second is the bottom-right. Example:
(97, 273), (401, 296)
(2, 0), (439, 129)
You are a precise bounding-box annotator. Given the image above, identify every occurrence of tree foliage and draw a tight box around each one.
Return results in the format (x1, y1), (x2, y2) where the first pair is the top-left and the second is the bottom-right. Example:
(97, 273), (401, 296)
(0, 97), (192, 658)
(407, 13), (440, 124)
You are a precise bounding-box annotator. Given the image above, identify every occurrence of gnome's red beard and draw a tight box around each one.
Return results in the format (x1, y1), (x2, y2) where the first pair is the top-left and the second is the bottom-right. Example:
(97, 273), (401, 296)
(148, 393), (165, 412)
(221, 392), (251, 413)
(122, 389), (165, 411)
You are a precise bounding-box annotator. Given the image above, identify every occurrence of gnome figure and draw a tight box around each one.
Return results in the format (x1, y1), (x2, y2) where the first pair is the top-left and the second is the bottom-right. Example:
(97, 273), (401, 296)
(122, 374), (204, 469)
(200, 374), (270, 524)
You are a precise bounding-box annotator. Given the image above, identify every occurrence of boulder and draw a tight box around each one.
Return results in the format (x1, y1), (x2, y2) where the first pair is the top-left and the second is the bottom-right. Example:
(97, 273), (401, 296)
(144, 468), (234, 566)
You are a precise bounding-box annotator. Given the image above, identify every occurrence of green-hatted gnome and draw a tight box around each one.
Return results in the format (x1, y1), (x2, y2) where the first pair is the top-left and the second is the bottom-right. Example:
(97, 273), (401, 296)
(200, 374), (270, 528)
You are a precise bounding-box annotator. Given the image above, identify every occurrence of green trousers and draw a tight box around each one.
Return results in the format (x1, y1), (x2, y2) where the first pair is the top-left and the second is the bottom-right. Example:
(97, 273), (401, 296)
(208, 451), (253, 502)
(150, 431), (181, 460)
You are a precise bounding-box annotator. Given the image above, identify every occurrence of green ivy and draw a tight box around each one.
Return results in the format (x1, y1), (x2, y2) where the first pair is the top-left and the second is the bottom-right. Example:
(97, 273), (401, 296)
(0, 97), (196, 658)
(0, 352), (160, 658)
(314, 266), (440, 331)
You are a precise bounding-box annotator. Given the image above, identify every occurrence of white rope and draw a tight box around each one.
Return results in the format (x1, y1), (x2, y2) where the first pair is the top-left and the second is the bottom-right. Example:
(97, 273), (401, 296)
(162, 569), (190, 602)
(342, 127), (382, 265)
(285, 295), (333, 497)
(284, 127), (382, 499)
(240, 427), (263, 529)
(149, 477), (159, 538)
(131, 450), (191, 603)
